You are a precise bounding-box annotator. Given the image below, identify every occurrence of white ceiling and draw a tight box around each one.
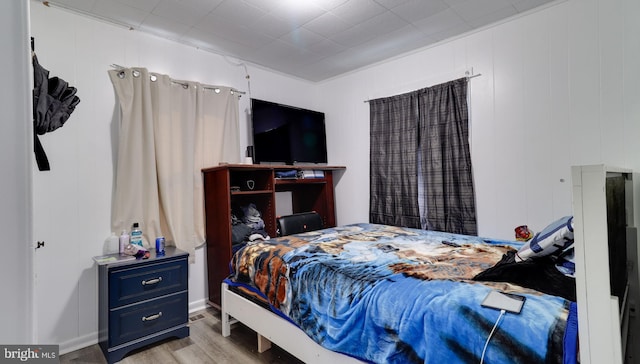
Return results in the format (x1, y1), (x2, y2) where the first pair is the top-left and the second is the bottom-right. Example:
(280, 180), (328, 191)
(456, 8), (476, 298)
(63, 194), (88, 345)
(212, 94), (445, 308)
(45, 0), (558, 82)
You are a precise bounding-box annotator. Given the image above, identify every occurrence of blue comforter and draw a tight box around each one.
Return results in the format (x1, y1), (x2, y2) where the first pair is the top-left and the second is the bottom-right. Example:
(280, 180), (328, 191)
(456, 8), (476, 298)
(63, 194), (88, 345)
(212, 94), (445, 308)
(226, 223), (578, 364)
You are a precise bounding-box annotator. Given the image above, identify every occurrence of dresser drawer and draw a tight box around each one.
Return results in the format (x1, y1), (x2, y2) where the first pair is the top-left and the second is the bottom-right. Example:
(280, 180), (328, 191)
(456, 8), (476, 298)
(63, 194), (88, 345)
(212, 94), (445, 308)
(109, 291), (188, 347)
(109, 258), (187, 307)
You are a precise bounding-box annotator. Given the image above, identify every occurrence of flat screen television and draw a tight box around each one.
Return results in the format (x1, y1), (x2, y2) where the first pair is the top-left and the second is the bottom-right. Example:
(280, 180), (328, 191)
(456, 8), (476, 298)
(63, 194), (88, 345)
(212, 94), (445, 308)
(251, 98), (327, 165)
(606, 173), (629, 309)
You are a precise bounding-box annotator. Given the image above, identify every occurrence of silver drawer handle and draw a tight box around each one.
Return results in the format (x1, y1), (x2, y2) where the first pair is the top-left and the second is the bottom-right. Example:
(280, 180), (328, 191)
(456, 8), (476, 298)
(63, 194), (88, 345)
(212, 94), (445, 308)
(141, 277), (162, 286)
(142, 312), (162, 322)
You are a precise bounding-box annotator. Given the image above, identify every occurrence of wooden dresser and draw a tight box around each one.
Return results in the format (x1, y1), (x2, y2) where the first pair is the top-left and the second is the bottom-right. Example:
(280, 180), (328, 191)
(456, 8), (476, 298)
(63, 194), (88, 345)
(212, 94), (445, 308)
(202, 164), (344, 308)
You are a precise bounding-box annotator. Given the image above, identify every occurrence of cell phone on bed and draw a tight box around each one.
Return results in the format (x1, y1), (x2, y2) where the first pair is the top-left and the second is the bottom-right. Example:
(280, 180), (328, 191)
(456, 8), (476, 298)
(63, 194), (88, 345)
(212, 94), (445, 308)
(481, 290), (526, 314)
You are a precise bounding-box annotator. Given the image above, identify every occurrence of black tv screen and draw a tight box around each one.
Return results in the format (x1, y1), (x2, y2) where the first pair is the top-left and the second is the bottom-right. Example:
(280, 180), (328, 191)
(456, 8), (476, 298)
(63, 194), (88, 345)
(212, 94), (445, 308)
(251, 98), (327, 165)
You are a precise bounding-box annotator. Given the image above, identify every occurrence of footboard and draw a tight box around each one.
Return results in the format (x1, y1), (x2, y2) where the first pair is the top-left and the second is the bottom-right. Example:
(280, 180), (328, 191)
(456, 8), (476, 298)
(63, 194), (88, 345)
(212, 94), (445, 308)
(221, 282), (362, 364)
(572, 165), (638, 364)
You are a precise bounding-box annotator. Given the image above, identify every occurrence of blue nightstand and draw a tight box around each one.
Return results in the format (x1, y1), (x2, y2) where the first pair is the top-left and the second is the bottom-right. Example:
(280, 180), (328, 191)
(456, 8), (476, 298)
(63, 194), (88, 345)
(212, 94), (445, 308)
(95, 247), (189, 363)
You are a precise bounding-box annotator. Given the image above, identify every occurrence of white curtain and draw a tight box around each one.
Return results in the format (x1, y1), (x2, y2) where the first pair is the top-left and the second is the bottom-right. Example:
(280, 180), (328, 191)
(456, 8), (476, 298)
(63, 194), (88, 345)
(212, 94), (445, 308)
(109, 68), (240, 261)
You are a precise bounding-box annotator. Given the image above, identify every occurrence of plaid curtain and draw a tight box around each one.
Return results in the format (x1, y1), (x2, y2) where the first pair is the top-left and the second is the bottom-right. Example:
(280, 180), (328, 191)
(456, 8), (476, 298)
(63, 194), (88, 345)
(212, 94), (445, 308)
(369, 78), (477, 235)
(418, 78), (476, 235)
(369, 92), (421, 228)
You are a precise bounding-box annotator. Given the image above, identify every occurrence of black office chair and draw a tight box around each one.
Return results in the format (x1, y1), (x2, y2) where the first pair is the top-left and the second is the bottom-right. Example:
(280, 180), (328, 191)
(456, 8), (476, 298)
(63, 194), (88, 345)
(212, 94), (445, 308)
(276, 212), (323, 236)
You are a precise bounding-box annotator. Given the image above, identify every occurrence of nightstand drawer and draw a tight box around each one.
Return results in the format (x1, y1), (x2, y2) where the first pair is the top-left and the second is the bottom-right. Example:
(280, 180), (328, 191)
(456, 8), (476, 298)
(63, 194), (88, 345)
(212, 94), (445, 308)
(109, 291), (188, 347)
(109, 258), (187, 307)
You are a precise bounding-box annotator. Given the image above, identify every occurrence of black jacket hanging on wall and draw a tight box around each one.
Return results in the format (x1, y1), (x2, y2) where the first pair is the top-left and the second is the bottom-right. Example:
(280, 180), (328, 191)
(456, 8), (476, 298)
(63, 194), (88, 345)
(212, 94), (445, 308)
(32, 51), (80, 171)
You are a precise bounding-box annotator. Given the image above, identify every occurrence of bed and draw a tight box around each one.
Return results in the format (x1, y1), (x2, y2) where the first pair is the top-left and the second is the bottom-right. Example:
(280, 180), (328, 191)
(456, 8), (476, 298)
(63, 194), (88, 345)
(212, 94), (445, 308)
(219, 164), (638, 364)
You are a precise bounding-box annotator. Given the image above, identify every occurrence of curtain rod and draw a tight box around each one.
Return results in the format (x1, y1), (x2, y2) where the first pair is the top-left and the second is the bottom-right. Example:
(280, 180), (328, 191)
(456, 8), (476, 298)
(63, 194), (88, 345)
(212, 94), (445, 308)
(363, 73), (481, 103)
(109, 64), (246, 95)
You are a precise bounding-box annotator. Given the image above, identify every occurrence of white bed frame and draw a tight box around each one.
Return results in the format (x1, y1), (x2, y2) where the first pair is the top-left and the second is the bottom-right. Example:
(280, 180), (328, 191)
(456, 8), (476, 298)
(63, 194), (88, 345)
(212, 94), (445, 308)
(220, 164), (639, 364)
(221, 282), (362, 364)
(571, 165), (639, 364)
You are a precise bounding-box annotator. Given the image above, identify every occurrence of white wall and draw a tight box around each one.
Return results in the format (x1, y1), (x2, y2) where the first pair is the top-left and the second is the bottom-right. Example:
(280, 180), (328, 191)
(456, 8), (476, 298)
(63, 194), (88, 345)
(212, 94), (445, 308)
(321, 0), (640, 240)
(0, 0), (33, 344)
(29, 1), (317, 353)
(27, 0), (640, 354)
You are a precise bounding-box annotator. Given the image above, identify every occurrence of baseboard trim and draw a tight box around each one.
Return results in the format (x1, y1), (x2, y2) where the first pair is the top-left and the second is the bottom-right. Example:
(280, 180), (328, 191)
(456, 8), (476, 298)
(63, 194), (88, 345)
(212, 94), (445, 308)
(189, 298), (208, 314)
(59, 331), (98, 355)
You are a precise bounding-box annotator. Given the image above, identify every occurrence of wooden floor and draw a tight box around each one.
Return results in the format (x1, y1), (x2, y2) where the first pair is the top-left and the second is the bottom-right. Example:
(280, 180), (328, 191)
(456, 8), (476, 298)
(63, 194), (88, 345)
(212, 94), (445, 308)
(60, 307), (303, 364)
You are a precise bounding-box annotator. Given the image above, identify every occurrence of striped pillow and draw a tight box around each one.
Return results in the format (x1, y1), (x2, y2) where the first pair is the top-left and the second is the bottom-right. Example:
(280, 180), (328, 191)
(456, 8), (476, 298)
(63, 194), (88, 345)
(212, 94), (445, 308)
(515, 216), (574, 262)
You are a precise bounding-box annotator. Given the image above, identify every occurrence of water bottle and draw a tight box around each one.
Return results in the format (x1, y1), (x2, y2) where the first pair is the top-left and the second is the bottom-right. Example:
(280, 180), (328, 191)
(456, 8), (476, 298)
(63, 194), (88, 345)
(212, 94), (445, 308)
(130, 222), (143, 247)
(119, 229), (130, 254)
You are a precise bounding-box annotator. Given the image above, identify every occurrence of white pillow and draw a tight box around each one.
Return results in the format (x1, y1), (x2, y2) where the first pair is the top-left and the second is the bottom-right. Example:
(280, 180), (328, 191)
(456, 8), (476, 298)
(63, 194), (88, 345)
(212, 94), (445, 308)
(515, 216), (574, 262)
